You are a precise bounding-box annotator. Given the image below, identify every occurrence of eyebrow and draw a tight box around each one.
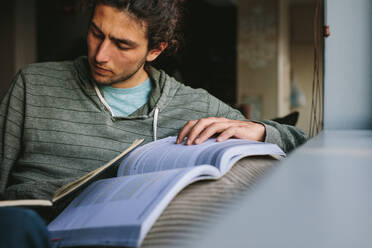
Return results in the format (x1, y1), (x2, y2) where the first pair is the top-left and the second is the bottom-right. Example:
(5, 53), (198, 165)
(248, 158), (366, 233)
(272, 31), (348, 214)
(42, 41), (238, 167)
(90, 21), (138, 48)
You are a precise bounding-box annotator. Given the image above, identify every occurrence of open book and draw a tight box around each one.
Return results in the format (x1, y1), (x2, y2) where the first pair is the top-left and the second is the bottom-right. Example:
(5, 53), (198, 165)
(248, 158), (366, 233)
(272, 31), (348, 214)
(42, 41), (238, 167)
(47, 136), (285, 247)
(0, 139), (144, 208)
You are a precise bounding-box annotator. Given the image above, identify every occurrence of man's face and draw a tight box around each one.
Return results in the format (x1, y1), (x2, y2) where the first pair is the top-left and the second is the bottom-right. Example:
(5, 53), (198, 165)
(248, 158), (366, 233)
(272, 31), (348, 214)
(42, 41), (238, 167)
(87, 4), (162, 88)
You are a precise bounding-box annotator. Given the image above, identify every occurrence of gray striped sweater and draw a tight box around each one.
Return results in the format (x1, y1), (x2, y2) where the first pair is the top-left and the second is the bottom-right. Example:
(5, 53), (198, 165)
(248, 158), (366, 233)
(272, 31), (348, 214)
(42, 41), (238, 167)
(0, 56), (306, 201)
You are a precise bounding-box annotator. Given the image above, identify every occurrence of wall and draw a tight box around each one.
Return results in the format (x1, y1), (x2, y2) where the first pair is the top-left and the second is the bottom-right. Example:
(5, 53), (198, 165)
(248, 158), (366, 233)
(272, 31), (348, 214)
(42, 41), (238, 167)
(161, 0), (238, 106)
(37, 0), (90, 62)
(237, 0), (290, 121)
(0, 2), (15, 97)
(324, 0), (372, 129)
(14, 0), (37, 72)
(278, 0), (291, 117)
(289, 2), (316, 132)
(237, 0), (278, 120)
(0, 0), (37, 98)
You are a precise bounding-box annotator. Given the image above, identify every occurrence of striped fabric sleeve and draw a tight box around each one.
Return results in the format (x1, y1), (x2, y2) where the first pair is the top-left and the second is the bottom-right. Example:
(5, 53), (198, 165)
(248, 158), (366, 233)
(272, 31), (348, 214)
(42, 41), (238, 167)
(0, 72), (25, 198)
(260, 120), (307, 154)
(207, 93), (246, 120)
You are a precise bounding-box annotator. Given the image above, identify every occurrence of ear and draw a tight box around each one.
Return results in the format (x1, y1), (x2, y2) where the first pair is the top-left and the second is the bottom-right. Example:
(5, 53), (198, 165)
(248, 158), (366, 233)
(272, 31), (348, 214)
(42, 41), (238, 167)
(146, 42), (168, 62)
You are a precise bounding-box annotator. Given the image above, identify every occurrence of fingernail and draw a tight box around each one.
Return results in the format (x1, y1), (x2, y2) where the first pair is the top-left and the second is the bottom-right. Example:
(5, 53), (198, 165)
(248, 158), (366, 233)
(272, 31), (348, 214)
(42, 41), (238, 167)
(195, 138), (200, 144)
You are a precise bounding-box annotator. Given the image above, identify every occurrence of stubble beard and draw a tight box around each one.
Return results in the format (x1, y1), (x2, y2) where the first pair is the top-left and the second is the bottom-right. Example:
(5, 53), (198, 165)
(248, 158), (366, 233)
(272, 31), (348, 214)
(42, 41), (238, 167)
(92, 56), (147, 87)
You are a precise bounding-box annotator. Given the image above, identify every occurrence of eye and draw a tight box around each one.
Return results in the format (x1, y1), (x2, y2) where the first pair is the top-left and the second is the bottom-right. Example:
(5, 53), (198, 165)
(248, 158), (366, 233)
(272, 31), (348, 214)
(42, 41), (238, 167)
(90, 27), (104, 39)
(93, 31), (104, 39)
(116, 42), (130, 51)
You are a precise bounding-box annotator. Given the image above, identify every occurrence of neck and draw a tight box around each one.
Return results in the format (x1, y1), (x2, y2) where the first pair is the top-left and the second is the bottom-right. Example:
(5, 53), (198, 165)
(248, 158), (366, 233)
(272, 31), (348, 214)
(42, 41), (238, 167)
(112, 66), (149, 88)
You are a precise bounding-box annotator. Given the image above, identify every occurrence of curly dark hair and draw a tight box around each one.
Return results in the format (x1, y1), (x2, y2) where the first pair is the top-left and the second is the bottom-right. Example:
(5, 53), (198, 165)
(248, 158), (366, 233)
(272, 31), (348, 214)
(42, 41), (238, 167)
(90, 0), (185, 56)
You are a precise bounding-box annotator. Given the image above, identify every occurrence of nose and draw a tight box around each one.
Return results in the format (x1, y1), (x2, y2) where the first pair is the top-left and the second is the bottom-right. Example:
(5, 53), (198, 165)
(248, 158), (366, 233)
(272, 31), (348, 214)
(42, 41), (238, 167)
(95, 39), (111, 64)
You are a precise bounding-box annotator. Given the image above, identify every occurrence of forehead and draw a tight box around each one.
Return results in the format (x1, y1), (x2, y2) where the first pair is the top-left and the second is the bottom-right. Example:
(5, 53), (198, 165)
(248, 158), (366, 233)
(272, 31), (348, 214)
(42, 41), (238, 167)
(92, 4), (148, 41)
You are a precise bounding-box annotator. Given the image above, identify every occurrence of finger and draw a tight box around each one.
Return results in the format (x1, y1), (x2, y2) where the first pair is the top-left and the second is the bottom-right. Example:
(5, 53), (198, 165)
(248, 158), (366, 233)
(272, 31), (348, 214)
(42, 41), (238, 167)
(216, 127), (237, 142)
(186, 117), (217, 145)
(195, 122), (231, 144)
(177, 120), (197, 144)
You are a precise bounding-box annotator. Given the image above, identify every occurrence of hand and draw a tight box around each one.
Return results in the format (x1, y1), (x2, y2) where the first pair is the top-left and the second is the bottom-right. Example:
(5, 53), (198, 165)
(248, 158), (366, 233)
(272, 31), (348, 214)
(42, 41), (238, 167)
(176, 117), (266, 145)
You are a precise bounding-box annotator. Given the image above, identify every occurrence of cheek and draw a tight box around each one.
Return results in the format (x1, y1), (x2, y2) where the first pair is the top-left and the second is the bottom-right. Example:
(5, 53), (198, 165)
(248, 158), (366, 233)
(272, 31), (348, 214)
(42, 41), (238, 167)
(111, 47), (149, 71)
(113, 54), (131, 70)
(127, 48), (148, 64)
(115, 52), (138, 66)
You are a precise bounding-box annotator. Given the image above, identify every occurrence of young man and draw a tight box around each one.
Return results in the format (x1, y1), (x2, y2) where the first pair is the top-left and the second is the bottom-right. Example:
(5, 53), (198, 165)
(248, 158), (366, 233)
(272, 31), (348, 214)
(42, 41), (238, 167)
(0, 0), (306, 207)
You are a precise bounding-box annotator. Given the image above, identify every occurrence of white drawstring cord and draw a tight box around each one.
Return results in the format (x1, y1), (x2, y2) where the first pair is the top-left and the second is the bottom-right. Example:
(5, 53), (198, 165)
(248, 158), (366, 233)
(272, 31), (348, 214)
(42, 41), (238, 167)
(153, 107), (159, 141)
(93, 83), (115, 116)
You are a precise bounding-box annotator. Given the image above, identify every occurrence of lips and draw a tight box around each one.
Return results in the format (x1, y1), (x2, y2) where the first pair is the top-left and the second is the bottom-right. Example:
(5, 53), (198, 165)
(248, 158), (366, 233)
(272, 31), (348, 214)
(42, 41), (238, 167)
(93, 64), (112, 75)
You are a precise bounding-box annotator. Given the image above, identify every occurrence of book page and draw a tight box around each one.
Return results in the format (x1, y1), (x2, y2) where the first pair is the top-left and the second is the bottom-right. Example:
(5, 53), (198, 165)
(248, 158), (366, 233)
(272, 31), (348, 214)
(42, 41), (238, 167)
(118, 136), (284, 176)
(48, 165), (218, 247)
(0, 199), (52, 207)
(193, 139), (285, 174)
(118, 137), (217, 176)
